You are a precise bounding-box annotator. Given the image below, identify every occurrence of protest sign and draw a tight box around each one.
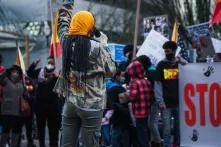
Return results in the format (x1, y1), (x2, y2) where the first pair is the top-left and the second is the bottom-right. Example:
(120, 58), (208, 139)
(108, 43), (126, 63)
(143, 15), (169, 38)
(187, 22), (215, 57)
(137, 30), (181, 65)
(137, 30), (167, 65)
(179, 63), (221, 147)
(211, 37), (221, 53)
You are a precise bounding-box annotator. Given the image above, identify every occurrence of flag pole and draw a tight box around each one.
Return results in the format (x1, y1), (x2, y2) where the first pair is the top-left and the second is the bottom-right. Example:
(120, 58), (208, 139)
(133, 0), (141, 59)
(25, 35), (30, 68)
(49, 0), (57, 62)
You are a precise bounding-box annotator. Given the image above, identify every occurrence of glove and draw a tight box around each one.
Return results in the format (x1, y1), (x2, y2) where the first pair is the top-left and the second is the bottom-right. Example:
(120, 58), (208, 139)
(94, 31), (108, 47)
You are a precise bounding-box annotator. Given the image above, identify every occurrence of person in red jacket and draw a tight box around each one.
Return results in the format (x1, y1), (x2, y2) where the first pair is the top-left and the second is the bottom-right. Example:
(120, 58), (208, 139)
(0, 54), (5, 103)
(119, 60), (152, 147)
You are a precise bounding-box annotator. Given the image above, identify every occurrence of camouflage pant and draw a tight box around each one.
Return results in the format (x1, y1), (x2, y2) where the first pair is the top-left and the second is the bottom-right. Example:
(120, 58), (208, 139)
(61, 101), (103, 147)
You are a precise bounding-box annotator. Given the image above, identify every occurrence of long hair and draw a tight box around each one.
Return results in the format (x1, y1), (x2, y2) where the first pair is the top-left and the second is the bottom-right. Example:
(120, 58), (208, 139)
(62, 35), (91, 84)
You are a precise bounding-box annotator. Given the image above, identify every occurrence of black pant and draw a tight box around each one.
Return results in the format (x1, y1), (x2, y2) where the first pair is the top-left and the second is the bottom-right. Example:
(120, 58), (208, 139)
(136, 118), (150, 147)
(23, 114), (34, 144)
(0, 115), (23, 147)
(35, 104), (61, 147)
(0, 115), (23, 134)
(129, 125), (141, 147)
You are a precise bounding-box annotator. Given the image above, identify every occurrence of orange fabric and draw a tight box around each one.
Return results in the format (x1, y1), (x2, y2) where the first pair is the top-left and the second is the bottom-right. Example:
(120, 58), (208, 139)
(69, 11), (95, 36)
(216, 0), (221, 4)
(171, 19), (179, 43)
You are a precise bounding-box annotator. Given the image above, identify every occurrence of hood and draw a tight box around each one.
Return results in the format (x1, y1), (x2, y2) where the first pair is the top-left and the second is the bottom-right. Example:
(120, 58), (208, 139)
(127, 60), (144, 79)
(69, 11), (95, 36)
(0, 65), (5, 74)
(106, 78), (122, 90)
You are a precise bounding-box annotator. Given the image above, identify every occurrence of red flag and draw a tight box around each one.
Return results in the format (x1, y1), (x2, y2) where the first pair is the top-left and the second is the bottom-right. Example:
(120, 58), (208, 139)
(49, 14), (62, 59)
(211, 0), (221, 26)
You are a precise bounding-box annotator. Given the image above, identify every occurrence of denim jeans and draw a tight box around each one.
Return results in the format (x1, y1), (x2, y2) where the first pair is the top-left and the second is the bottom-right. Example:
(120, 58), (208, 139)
(61, 101), (103, 147)
(136, 118), (150, 147)
(161, 107), (180, 147)
(101, 124), (111, 146)
(148, 102), (161, 143)
(111, 127), (130, 147)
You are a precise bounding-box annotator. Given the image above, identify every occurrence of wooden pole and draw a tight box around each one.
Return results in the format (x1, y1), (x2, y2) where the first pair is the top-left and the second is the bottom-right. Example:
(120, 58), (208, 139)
(133, 0), (141, 60)
(49, 0), (57, 62)
(25, 35), (30, 67)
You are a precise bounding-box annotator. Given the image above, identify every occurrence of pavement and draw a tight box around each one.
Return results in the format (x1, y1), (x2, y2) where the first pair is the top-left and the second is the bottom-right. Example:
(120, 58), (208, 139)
(19, 127), (51, 147)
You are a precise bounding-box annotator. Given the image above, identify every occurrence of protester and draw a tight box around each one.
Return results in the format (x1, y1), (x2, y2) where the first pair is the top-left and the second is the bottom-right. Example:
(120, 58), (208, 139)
(154, 41), (180, 147)
(0, 65), (25, 147)
(0, 54), (5, 104)
(27, 57), (56, 81)
(119, 45), (134, 70)
(106, 68), (131, 147)
(0, 54), (4, 74)
(34, 64), (61, 147)
(136, 55), (162, 147)
(100, 70), (125, 146)
(119, 60), (151, 147)
(21, 77), (36, 147)
(119, 45), (137, 85)
(57, 2), (115, 147)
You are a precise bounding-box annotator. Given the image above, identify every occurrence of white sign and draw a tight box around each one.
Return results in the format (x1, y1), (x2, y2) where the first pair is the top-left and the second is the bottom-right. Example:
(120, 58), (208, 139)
(137, 30), (167, 65)
(211, 38), (221, 53)
(179, 63), (221, 147)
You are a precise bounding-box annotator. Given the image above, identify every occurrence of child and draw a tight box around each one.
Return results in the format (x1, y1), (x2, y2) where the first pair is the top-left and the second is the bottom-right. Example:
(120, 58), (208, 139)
(119, 60), (151, 147)
(101, 69), (131, 147)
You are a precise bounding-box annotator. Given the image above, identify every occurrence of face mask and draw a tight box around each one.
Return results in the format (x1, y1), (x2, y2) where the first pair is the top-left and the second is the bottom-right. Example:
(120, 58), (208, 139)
(120, 77), (125, 83)
(46, 64), (55, 71)
(10, 72), (20, 82)
(166, 53), (175, 61)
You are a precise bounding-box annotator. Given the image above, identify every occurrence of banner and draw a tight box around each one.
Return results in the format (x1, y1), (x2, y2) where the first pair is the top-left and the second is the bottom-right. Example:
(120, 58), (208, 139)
(179, 63), (221, 147)
(143, 15), (169, 38)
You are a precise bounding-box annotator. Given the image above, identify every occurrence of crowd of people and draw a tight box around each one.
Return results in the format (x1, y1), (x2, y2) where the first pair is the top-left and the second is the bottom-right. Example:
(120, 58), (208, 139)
(0, 55), (62, 147)
(1, 2), (221, 147)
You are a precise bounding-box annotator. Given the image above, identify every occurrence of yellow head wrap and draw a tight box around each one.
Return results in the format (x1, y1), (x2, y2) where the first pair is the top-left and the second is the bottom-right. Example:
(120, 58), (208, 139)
(69, 11), (95, 36)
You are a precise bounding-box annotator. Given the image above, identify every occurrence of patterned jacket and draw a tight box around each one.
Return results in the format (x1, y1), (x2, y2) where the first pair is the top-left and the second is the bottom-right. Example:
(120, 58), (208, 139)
(57, 5), (116, 110)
